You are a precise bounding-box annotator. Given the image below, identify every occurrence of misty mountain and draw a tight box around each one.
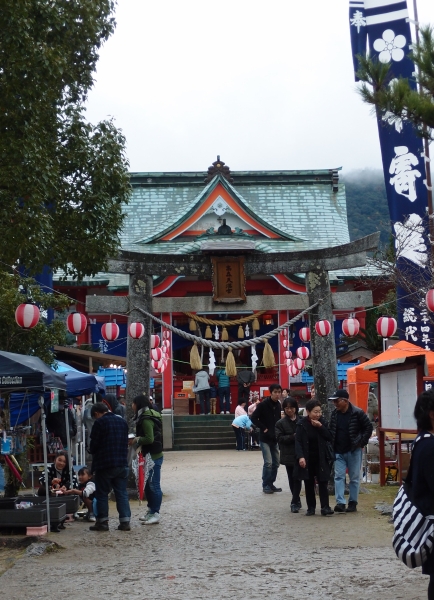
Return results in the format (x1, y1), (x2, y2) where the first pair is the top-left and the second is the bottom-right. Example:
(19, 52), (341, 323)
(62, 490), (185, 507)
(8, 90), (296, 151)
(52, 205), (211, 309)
(343, 169), (391, 247)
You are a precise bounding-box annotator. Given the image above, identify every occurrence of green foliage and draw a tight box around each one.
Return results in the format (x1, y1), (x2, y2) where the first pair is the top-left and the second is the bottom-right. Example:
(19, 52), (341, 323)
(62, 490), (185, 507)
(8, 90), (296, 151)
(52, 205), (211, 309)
(0, 0), (131, 279)
(356, 25), (434, 140)
(343, 170), (391, 246)
(0, 271), (70, 363)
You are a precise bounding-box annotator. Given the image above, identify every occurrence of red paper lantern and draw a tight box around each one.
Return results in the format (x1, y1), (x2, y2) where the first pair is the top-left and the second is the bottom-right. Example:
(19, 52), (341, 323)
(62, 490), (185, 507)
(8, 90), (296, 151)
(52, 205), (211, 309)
(281, 329), (287, 337)
(315, 320), (331, 337)
(296, 346), (310, 360)
(286, 359), (293, 367)
(162, 340), (170, 349)
(163, 331), (170, 340)
(426, 290), (434, 312)
(128, 322), (145, 339)
(282, 339), (288, 348)
(15, 303), (40, 329)
(289, 366), (300, 377)
(376, 316), (397, 338)
(66, 312), (87, 335)
(342, 318), (360, 337)
(284, 350), (292, 359)
(101, 322), (119, 342)
(151, 334), (160, 349)
(151, 347), (163, 361)
(151, 359), (160, 369)
(299, 327), (310, 342)
(294, 357), (305, 370)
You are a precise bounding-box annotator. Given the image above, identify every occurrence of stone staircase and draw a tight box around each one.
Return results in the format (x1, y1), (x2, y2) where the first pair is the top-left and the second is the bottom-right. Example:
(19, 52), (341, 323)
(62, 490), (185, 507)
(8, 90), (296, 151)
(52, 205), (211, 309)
(173, 414), (235, 451)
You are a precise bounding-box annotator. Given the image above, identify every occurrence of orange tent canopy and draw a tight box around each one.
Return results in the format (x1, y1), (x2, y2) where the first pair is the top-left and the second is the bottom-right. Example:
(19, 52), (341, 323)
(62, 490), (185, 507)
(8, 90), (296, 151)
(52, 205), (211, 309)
(346, 341), (434, 412)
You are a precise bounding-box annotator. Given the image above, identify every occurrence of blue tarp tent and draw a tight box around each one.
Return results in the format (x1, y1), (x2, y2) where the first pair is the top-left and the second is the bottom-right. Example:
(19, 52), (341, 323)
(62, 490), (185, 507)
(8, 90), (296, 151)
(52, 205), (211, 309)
(10, 362), (102, 426)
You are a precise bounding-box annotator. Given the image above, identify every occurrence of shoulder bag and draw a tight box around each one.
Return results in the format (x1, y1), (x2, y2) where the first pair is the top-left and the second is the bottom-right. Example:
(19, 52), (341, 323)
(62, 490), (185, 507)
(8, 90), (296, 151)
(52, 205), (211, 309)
(392, 433), (434, 568)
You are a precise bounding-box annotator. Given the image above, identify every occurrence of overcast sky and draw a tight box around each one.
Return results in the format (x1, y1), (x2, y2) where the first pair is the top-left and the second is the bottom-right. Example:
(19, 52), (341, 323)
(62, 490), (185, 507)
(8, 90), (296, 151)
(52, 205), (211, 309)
(85, 0), (433, 176)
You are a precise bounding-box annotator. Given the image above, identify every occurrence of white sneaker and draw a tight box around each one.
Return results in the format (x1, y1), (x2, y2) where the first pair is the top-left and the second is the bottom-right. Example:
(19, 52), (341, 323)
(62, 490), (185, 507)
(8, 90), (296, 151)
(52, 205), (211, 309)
(139, 510), (151, 522)
(220, 411), (224, 414)
(225, 411), (230, 414)
(87, 512), (96, 522)
(143, 512), (160, 525)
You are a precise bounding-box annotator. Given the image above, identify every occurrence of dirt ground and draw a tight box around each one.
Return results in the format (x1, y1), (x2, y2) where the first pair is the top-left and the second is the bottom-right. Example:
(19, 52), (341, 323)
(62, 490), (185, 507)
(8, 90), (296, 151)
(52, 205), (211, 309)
(0, 450), (430, 600)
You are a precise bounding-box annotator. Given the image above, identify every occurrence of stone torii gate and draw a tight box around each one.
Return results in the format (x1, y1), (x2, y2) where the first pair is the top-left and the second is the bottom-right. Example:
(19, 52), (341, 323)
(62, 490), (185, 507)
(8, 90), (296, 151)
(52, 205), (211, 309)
(86, 232), (379, 410)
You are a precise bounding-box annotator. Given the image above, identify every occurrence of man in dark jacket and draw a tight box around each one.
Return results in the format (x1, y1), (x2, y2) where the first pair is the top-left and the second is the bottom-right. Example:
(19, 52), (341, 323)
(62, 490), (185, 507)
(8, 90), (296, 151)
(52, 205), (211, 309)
(251, 384), (282, 494)
(237, 368), (255, 403)
(328, 390), (373, 513)
(89, 402), (131, 531)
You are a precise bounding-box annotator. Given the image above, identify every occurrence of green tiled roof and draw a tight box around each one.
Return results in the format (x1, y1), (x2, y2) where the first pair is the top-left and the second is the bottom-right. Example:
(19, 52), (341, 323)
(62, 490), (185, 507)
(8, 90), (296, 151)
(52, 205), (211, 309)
(121, 170), (348, 252)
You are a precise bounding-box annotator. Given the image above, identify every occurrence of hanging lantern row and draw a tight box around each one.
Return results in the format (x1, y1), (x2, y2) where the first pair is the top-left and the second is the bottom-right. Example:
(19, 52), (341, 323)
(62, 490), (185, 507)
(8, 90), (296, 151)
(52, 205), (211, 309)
(296, 346), (309, 360)
(67, 312), (87, 335)
(315, 320), (331, 337)
(376, 316), (397, 338)
(299, 327), (310, 343)
(342, 318), (360, 337)
(15, 303), (40, 329)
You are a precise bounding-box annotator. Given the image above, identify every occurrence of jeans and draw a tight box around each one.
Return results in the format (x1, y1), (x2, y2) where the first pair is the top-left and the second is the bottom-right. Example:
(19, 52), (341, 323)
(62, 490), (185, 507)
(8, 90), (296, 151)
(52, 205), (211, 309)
(260, 441), (280, 488)
(198, 389), (210, 414)
(94, 466), (131, 523)
(145, 456), (163, 514)
(334, 448), (363, 505)
(218, 387), (231, 412)
(232, 426), (244, 450)
(285, 464), (302, 506)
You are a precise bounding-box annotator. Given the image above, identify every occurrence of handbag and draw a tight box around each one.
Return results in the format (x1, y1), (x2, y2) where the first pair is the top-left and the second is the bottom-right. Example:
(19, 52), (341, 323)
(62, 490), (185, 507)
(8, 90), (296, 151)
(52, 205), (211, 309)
(392, 433), (434, 568)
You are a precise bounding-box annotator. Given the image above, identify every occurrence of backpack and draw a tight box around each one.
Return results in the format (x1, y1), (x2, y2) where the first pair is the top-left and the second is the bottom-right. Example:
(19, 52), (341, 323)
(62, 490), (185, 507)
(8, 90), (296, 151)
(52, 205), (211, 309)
(392, 433), (434, 568)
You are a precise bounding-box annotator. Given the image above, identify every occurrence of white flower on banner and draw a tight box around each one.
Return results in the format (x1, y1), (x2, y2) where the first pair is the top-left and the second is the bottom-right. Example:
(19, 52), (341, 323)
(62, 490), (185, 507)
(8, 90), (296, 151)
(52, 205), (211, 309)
(382, 110), (403, 133)
(208, 349), (216, 376)
(403, 307), (417, 323)
(245, 324), (250, 337)
(389, 146), (421, 202)
(373, 29), (406, 63)
(394, 213), (427, 268)
(350, 10), (366, 34)
(214, 326), (219, 340)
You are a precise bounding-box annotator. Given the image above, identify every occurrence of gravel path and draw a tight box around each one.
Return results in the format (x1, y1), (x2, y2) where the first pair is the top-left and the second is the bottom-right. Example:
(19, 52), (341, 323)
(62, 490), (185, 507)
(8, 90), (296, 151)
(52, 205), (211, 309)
(1, 450), (428, 600)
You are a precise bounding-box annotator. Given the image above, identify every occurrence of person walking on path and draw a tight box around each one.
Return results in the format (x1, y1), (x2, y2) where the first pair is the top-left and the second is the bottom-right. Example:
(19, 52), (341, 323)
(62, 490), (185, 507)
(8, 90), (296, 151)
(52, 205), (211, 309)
(275, 397), (302, 513)
(132, 395), (164, 525)
(194, 368), (211, 415)
(216, 363), (231, 414)
(237, 367), (255, 403)
(251, 384), (282, 494)
(328, 389), (373, 513)
(89, 402), (131, 532)
(294, 399), (334, 517)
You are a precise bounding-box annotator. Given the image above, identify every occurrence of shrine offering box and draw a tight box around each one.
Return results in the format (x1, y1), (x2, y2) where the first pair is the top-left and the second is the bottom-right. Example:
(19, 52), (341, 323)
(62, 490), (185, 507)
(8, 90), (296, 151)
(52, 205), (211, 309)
(182, 381), (196, 398)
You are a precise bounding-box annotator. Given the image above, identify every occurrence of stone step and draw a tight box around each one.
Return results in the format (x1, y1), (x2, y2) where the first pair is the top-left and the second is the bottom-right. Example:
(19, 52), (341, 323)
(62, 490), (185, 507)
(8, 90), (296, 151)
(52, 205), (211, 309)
(174, 429), (234, 438)
(174, 423), (232, 432)
(172, 443), (236, 451)
(174, 434), (235, 444)
(173, 415), (233, 423)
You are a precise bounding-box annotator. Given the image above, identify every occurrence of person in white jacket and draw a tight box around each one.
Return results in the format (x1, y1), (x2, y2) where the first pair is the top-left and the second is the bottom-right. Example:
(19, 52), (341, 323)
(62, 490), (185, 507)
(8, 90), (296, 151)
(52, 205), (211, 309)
(194, 369), (210, 415)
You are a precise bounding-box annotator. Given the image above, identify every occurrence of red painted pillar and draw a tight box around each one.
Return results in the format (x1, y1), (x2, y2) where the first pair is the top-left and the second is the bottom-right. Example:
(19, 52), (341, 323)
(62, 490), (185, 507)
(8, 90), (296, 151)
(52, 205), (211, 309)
(161, 313), (173, 410)
(279, 310), (290, 390)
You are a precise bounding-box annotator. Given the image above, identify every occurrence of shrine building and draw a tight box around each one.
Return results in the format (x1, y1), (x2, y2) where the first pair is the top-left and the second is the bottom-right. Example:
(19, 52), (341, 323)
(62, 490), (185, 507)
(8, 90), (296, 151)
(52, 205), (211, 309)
(54, 158), (379, 410)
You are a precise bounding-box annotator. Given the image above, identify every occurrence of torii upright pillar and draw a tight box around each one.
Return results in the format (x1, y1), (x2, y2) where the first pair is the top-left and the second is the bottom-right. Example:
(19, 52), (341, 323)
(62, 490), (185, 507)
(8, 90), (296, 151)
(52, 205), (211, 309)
(306, 268), (338, 418)
(126, 272), (153, 412)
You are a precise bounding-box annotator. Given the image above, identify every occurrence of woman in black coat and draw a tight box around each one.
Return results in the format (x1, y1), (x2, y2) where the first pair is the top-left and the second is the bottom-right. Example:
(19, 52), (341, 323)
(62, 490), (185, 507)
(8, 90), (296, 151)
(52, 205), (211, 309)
(294, 399), (334, 516)
(409, 390), (434, 600)
(275, 397), (302, 513)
